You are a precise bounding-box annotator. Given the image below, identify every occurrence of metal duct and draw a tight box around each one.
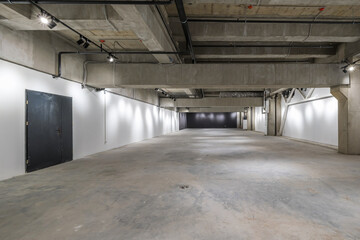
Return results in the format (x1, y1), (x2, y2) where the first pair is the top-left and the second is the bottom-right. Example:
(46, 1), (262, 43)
(220, 91), (264, 98)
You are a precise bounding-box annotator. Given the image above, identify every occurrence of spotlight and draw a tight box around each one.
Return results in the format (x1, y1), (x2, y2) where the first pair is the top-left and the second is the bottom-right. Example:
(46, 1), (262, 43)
(107, 55), (114, 63)
(343, 69), (348, 74)
(348, 65), (355, 72)
(83, 40), (90, 49)
(37, 12), (50, 25)
(47, 18), (57, 29)
(77, 37), (84, 45)
(38, 14), (49, 25)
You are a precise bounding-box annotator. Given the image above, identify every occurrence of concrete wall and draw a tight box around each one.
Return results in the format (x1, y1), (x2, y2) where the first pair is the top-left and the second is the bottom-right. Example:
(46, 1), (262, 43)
(282, 88), (338, 146)
(0, 60), (179, 180)
(254, 107), (267, 134)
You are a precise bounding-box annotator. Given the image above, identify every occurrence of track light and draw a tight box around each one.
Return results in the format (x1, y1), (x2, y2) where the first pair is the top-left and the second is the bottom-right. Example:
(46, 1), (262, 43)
(47, 18), (57, 29)
(77, 37), (84, 45)
(107, 55), (114, 63)
(37, 12), (57, 29)
(348, 65), (355, 72)
(38, 12), (49, 25)
(83, 40), (90, 49)
(343, 69), (348, 73)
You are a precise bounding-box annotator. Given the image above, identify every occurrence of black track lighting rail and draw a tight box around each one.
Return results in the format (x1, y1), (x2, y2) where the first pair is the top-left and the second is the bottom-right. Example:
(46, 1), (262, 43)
(1, 0), (172, 5)
(174, 0), (196, 64)
(29, 0), (118, 70)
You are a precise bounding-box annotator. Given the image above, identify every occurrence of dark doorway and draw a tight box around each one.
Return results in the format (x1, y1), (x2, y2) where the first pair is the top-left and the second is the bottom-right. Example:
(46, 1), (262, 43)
(186, 112), (237, 128)
(26, 90), (73, 172)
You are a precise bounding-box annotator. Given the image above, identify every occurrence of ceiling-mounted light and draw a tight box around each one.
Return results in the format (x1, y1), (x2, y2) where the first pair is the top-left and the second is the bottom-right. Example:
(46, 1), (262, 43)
(348, 65), (355, 72)
(83, 40), (90, 49)
(47, 17), (57, 29)
(77, 37), (84, 45)
(107, 55), (114, 63)
(37, 11), (57, 29)
(38, 12), (50, 25)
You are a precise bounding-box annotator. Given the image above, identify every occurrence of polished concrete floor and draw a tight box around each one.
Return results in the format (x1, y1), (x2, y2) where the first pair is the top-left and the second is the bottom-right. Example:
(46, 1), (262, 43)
(1, 129), (360, 240)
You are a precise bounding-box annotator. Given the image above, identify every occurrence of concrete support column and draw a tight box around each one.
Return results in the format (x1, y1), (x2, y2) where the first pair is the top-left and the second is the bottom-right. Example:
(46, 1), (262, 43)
(247, 107), (255, 131)
(240, 112), (244, 129)
(331, 72), (360, 154)
(267, 95), (282, 136)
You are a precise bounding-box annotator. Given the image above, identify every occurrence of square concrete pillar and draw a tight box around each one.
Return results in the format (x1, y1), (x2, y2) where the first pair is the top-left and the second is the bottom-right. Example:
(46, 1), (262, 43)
(247, 107), (255, 131)
(267, 95), (282, 136)
(331, 71), (360, 154)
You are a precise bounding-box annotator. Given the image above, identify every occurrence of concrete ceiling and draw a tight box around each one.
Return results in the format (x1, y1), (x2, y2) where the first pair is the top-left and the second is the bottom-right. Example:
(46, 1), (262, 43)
(0, 0), (359, 110)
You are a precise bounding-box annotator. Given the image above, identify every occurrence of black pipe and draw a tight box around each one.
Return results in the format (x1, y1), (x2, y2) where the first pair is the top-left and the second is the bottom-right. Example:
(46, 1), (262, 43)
(1, 0), (172, 4)
(188, 18), (360, 25)
(193, 44), (335, 49)
(174, 0), (196, 63)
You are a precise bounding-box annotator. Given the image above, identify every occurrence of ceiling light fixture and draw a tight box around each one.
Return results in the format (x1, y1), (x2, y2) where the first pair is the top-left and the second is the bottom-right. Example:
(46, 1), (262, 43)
(107, 55), (114, 63)
(348, 65), (355, 72)
(47, 17), (57, 29)
(38, 12), (50, 25)
(77, 37), (85, 45)
(83, 40), (90, 49)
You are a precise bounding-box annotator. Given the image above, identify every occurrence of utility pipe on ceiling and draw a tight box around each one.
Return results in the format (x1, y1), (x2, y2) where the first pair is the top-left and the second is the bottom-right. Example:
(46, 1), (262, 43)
(174, 0), (196, 63)
(0, 0), (172, 5)
(188, 18), (360, 24)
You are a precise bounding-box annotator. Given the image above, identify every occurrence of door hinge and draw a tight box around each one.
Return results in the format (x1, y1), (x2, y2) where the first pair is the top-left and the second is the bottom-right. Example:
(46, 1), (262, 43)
(26, 159), (29, 165)
(26, 121), (29, 126)
(26, 100), (28, 104)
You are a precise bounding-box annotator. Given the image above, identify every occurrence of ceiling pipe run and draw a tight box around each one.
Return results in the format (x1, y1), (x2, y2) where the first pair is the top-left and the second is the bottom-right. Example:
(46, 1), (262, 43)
(188, 18), (360, 24)
(174, 0), (196, 63)
(193, 44), (335, 49)
(0, 0), (172, 5)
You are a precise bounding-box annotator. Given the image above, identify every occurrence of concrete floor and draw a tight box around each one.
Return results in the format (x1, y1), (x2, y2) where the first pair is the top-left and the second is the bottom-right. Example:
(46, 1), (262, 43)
(1, 129), (360, 240)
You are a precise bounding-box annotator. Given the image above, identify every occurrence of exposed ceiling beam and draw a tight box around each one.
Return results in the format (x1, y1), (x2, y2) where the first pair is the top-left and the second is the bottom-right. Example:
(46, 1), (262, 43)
(85, 63), (349, 88)
(160, 97), (263, 107)
(170, 21), (360, 43)
(178, 107), (245, 112)
(192, 46), (335, 59)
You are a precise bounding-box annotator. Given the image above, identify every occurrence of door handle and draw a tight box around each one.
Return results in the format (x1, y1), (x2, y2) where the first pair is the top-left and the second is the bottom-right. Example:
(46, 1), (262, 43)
(56, 128), (62, 135)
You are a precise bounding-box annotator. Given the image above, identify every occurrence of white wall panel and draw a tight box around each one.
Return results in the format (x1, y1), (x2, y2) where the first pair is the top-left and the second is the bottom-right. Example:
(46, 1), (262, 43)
(0, 60), (178, 180)
(254, 107), (266, 134)
(282, 88), (338, 146)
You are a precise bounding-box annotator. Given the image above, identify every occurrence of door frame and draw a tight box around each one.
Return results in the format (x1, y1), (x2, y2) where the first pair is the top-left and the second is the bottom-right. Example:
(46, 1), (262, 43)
(25, 89), (73, 172)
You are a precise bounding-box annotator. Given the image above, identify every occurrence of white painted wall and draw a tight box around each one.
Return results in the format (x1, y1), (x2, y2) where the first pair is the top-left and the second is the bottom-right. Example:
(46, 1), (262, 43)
(282, 88), (338, 146)
(0, 60), (179, 180)
(254, 107), (266, 134)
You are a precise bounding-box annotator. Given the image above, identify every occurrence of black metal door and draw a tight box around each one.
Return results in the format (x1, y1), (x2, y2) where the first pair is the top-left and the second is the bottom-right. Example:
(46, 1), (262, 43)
(26, 90), (73, 172)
